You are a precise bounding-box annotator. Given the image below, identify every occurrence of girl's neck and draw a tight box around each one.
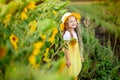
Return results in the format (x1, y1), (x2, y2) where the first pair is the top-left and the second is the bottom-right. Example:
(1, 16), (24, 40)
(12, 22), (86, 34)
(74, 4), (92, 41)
(67, 28), (75, 38)
(67, 28), (75, 33)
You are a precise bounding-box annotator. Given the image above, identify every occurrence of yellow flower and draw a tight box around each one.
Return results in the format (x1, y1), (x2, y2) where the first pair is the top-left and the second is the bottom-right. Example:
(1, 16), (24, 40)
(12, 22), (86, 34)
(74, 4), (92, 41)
(31, 41), (44, 56)
(43, 48), (51, 62)
(69, 38), (77, 47)
(28, 55), (39, 68)
(60, 23), (64, 31)
(10, 34), (18, 49)
(21, 11), (27, 20)
(53, 28), (58, 35)
(34, 41), (44, 49)
(48, 28), (58, 43)
(28, 41), (44, 68)
(48, 36), (54, 43)
(44, 48), (49, 56)
(3, 14), (11, 27)
(27, 1), (36, 10)
(24, 7), (28, 13)
(32, 49), (39, 56)
(52, 11), (57, 15)
(28, 55), (36, 65)
(0, 46), (7, 58)
(29, 20), (37, 32)
(41, 34), (46, 40)
(30, 25), (36, 32)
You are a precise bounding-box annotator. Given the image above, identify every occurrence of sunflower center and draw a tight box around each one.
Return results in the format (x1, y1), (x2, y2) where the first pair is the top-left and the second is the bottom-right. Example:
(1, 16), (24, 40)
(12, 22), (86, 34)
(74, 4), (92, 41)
(12, 37), (16, 41)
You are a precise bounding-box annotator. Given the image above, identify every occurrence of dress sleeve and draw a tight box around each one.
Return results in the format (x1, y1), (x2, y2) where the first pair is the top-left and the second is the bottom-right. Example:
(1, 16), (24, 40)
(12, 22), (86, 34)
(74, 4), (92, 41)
(63, 31), (70, 40)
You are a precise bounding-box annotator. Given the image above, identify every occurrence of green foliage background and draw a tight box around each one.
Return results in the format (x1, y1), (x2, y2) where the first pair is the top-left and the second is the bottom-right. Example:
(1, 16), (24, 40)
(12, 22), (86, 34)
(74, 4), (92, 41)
(0, 0), (120, 80)
(68, 1), (120, 80)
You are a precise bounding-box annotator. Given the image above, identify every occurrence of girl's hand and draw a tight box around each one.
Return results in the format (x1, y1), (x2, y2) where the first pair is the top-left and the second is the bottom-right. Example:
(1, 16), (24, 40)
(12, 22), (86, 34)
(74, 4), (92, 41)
(66, 60), (71, 68)
(81, 57), (84, 62)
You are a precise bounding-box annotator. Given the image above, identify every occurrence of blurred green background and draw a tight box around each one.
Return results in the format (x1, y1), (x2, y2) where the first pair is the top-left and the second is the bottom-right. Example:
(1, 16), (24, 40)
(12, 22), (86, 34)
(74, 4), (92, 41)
(0, 0), (120, 80)
(68, 0), (120, 80)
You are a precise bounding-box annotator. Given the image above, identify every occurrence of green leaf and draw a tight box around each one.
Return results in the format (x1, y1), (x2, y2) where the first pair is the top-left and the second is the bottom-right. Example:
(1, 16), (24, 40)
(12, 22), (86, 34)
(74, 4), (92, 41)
(50, 49), (54, 54)
(58, 51), (64, 58)
(54, 1), (69, 10)
(37, 18), (55, 35)
(0, 26), (11, 36)
(0, 1), (19, 21)
(36, 55), (42, 63)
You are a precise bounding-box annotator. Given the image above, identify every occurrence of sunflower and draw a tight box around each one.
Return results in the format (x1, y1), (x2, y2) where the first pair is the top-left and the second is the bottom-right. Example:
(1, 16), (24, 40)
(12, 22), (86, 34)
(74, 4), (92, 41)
(21, 11), (27, 20)
(27, 1), (36, 10)
(29, 20), (37, 32)
(3, 13), (11, 27)
(69, 38), (77, 47)
(33, 41), (44, 49)
(48, 28), (58, 43)
(60, 23), (64, 31)
(32, 49), (40, 56)
(32, 41), (44, 56)
(28, 55), (39, 68)
(23, 7), (28, 13)
(28, 41), (44, 68)
(0, 46), (7, 58)
(41, 34), (46, 41)
(10, 34), (18, 49)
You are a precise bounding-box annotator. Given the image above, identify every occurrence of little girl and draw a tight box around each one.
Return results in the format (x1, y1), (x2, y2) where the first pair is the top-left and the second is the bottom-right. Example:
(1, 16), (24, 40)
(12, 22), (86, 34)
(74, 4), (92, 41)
(59, 12), (84, 80)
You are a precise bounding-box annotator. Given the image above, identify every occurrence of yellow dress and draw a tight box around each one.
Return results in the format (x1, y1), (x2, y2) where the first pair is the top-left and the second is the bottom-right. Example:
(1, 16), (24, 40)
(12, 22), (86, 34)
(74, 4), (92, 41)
(59, 38), (82, 78)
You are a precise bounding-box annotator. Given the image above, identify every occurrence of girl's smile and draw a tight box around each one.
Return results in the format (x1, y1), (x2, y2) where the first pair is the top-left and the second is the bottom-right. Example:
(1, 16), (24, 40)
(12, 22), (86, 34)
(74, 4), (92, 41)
(67, 16), (78, 29)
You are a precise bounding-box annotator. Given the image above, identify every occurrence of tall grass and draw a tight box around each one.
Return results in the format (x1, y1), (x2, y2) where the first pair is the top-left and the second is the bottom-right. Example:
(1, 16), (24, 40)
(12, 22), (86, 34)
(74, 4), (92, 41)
(78, 26), (120, 79)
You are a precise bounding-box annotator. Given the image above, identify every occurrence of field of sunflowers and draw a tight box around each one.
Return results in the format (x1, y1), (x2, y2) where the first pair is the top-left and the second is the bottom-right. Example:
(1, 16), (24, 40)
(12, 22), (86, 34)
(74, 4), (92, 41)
(0, 0), (73, 80)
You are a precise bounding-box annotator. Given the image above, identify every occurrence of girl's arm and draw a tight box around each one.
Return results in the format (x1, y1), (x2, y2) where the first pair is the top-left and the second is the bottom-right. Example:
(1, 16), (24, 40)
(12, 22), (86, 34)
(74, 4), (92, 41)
(64, 41), (71, 68)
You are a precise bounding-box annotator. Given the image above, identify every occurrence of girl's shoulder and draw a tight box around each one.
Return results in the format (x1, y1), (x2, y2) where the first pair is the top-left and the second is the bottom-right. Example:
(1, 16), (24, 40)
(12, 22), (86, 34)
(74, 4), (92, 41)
(64, 30), (70, 36)
(63, 30), (71, 40)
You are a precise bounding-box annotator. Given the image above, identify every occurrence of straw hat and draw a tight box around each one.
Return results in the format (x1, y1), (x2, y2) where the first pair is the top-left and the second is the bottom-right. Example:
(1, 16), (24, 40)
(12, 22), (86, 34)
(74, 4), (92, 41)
(60, 12), (81, 31)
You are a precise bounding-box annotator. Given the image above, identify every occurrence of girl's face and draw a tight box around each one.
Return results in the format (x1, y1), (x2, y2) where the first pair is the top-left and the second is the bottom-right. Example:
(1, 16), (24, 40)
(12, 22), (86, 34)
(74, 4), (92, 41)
(66, 16), (78, 29)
